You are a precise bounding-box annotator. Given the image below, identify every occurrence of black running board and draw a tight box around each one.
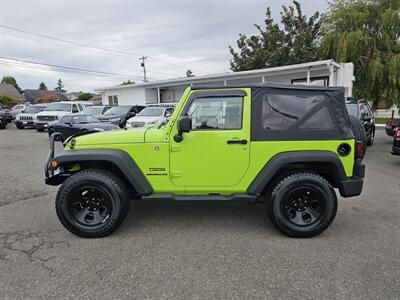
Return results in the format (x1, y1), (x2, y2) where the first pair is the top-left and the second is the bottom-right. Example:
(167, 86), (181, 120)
(141, 193), (257, 203)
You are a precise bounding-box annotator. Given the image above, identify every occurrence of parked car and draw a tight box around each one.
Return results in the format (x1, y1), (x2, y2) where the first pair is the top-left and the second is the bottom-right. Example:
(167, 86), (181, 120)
(385, 118), (400, 136)
(0, 107), (7, 129)
(10, 104), (27, 120)
(0, 105), (13, 123)
(48, 114), (118, 141)
(126, 105), (175, 127)
(391, 128), (400, 156)
(96, 105), (145, 128)
(14, 104), (47, 129)
(83, 105), (111, 116)
(34, 102), (83, 132)
(346, 100), (375, 145)
(45, 83), (365, 238)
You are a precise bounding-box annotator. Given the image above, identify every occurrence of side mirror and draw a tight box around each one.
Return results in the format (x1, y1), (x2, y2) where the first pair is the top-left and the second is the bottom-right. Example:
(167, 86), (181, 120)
(174, 116), (192, 142)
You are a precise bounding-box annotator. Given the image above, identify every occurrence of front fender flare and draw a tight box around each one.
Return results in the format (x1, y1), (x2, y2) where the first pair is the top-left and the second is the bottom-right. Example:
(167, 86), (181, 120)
(53, 149), (152, 195)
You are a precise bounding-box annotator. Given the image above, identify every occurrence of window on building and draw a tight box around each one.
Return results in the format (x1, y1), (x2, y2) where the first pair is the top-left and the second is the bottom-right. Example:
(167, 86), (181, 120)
(291, 76), (329, 86)
(186, 96), (243, 130)
(112, 96), (118, 106)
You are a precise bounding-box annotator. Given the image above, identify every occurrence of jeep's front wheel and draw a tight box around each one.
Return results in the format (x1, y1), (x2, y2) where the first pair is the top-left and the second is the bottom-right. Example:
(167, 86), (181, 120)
(55, 169), (130, 238)
(267, 173), (337, 238)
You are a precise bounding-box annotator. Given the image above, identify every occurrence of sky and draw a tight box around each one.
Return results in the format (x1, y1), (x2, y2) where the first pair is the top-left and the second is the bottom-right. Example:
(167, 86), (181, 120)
(0, 0), (328, 93)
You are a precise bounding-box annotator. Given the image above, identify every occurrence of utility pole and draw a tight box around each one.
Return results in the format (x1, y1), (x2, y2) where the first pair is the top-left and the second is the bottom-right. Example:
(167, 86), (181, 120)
(139, 56), (147, 82)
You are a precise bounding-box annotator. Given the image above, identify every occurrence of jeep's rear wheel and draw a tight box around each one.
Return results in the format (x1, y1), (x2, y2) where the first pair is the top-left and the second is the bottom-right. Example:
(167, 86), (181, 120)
(55, 169), (130, 238)
(267, 173), (337, 238)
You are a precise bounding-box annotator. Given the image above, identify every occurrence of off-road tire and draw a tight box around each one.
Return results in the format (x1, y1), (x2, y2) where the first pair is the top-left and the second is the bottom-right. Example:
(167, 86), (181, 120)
(367, 127), (375, 146)
(267, 173), (338, 238)
(55, 169), (131, 238)
(349, 115), (367, 155)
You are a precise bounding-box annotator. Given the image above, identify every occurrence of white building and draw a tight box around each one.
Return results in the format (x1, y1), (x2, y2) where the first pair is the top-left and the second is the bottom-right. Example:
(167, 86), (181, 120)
(96, 60), (354, 106)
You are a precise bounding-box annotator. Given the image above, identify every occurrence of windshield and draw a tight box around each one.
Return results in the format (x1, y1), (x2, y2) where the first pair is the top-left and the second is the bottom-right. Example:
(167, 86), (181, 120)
(12, 105), (24, 110)
(72, 115), (99, 124)
(84, 106), (103, 115)
(346, 104), (358, 117)
(45, 103), (71, 112)
(137, 107), (164, 117)
(25, 106), (46, 114)
(104, 106), (130, 115)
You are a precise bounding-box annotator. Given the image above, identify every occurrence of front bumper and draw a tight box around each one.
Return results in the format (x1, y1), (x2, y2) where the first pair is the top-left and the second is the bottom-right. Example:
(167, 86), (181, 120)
(392, 138), (400, 155)
(338, 160), (365, 197)
(34, 121), (49, 129)
(16, 120), (34, 126)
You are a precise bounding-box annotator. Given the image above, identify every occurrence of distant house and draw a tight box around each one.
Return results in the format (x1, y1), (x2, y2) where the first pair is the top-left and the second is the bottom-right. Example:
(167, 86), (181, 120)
(23, 90), (69, 104)
(0, 83), (26, 102)
(67, 92), (81, 101)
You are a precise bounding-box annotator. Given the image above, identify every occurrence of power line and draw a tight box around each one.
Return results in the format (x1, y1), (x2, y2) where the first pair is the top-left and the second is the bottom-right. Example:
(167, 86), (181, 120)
(0, 24), (189, 71)
(0, 56), (156, 80)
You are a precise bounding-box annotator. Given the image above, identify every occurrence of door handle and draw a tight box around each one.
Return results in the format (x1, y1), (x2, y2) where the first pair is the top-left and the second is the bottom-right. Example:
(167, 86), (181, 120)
(227, 139), (247, 145)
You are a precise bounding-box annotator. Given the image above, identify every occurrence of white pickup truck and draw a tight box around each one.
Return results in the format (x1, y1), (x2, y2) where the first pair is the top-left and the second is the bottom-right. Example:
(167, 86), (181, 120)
(34, 102), (83, 132)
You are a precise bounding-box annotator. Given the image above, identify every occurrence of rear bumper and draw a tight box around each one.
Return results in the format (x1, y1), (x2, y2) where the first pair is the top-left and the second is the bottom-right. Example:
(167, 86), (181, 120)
(338, 160), (365, 197)
(392, 145), (400, 156)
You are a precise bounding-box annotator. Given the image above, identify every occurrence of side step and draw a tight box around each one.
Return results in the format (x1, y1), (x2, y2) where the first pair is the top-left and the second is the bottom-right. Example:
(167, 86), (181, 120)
(141, 193), (257, 203)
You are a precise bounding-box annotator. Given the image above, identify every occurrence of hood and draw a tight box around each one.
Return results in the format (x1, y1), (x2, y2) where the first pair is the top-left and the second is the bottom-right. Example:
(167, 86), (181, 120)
(69, 127), (147, 147)
(36, 111), (70, 117)
(84, 122), (119, 129)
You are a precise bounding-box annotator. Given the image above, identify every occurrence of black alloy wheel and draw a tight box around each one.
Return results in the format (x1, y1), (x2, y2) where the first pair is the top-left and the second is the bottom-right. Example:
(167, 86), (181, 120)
(67, 186), (113, 227)
(267, 173), (337, 238)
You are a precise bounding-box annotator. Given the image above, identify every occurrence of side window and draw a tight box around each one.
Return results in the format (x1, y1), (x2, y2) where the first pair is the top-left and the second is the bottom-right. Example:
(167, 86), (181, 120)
(61, 116), (71, 124)
(260, 93), (325, 130)
(77, 104), (83, 111)
(164, 107), (174, 117)
(186, 97), (243, 130)
(113, 96), (118, 106)
(72, 104), (79, 113)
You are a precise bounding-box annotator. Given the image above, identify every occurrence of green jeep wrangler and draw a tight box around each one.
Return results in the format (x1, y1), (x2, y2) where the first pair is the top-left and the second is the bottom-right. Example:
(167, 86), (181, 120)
(45, 83), (365, 238)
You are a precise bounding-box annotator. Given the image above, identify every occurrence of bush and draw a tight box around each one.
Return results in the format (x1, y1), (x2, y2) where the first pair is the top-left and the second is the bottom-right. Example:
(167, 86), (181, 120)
(0, 95), (23, 108)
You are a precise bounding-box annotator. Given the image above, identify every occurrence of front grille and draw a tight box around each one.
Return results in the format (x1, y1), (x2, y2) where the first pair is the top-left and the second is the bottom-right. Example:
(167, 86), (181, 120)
(20, 116), (33, 121)
(37, 115), (56, 121)
(131, 121), (145, 127)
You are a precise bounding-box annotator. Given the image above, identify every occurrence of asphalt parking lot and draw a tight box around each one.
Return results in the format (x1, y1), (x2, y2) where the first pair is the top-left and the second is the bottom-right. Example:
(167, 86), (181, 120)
(0, 124), (399, 299)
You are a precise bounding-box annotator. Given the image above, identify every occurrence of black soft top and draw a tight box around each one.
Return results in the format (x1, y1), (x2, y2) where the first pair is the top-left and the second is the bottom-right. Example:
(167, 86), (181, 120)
(193, 83), (353, 141)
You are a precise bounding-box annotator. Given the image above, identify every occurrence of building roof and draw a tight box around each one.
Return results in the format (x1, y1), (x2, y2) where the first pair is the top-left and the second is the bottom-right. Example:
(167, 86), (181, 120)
(0, 83), (25, 100)
(96, 60), (341, 92)
(23, 90), (69, 103)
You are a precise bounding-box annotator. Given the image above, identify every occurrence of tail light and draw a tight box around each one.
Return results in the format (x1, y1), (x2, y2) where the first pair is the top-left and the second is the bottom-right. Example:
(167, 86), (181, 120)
(355, 141), (363, 159)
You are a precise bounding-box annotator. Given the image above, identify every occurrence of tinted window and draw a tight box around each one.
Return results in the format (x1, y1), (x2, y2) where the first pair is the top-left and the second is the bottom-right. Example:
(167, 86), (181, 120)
(346, 104), (358, 117)
(71, 115), (98, 124)
(187, 97), (243, 130)
(261, 94), (324, 130)
(61, 116), (72, 124)
(72, 104), (79, 113)
(45, 103), (71, 111)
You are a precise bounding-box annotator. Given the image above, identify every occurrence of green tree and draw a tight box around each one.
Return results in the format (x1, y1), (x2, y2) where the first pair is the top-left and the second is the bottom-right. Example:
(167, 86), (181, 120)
(77, 93), (93, 101)
(229, 1), (321, 71)
(120, 80), (135, 86)
(319, 0), (400, 107)
(1, 76), (22, 93)
(39, 82), (48, 90)
(54, 78), (66, 93)
(186, 70), (194, 77)
(0, 95), (23, 107)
